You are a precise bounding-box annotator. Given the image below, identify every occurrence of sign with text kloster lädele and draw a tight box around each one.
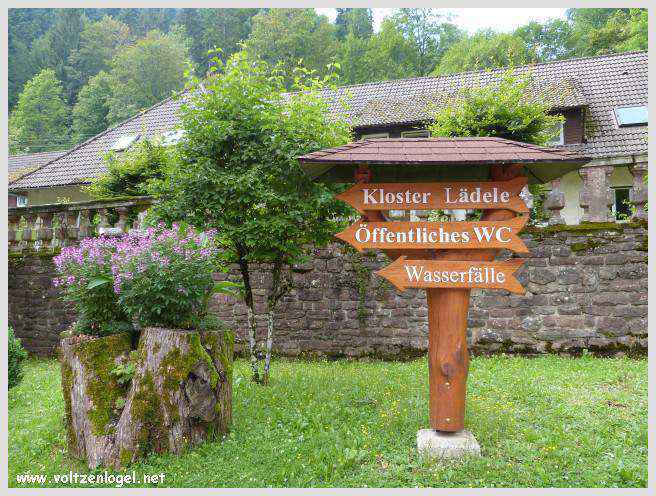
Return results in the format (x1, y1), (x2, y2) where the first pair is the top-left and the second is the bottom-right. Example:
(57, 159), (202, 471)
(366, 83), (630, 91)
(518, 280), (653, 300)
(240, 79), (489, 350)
(335, 215), (529, 253)
(336, 176), (529, 214)
(376, 257), (526, 294)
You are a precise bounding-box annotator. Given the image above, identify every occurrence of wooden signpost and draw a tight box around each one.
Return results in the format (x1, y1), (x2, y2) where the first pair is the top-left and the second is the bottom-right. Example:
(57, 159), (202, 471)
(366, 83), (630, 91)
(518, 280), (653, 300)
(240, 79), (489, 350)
(300, 136), (588, 457)
(333, 167), (529, 436)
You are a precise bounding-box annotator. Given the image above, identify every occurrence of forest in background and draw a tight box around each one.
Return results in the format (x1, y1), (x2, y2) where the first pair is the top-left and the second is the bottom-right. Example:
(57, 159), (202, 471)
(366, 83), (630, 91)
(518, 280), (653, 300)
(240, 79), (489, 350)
(8, 8), (647, 154)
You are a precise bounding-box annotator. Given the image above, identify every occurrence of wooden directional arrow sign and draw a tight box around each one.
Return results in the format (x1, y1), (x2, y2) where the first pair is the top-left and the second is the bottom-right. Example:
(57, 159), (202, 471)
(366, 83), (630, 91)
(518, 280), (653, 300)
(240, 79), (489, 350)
(377, 257), (526, 294)
(335, 215), (529, 253)
(336, 176), (528, 214)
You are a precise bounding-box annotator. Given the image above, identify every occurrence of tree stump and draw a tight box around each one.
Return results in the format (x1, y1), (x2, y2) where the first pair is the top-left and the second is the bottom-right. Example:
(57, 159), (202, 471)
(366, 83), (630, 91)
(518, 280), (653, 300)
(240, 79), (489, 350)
(113, 327), (232, 468)
(60, 333), (133, 468)
(60, 327), (233, 469)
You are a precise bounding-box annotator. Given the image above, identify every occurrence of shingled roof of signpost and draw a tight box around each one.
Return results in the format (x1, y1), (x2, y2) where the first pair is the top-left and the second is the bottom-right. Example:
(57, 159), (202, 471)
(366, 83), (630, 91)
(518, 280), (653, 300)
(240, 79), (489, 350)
(9, 51), (647, 190)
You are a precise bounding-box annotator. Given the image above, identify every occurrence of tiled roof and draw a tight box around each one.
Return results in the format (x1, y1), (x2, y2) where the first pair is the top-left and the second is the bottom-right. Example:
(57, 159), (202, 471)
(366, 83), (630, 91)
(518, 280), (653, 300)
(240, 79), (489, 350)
(10, 51), (647, 190)
(299, 137), (589, 184)
(7, 150), (67, 182)
(299, 137), (585, 165)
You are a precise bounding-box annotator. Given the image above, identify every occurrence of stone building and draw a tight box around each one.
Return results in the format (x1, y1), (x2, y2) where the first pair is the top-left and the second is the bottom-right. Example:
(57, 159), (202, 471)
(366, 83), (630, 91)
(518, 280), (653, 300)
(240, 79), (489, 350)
(8, 51), (648, 224)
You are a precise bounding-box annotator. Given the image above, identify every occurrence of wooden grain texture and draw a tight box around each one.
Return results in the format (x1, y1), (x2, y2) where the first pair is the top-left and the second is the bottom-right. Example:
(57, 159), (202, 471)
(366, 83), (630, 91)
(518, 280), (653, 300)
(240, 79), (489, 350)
(377, 257), (526, 293)
(427, 287), (470, 431)
(336, 176), (528, 214)
(335, 215), (529, 253)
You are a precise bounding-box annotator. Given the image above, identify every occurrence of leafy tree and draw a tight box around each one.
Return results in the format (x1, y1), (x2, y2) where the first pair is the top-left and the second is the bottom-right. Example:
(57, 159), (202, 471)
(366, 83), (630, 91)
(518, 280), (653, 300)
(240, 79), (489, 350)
(85, 137), (175, 198)
(9, 69), (70, 153)
(8, 8), (57, 109)
(390, 8), (464, 76)
(337, 19), (419, 85)
(335, 8), (373, 39)
(151, 51), (352, 384)
(71, 70), (113, 143)
(44, 9), (86, 102)
(197, 9), (260, 67)
(514, 19), (574, 61)
(114, 8), (177, 37)
(105, 29), (192, 124)
(568, 8), (647, 56)
(428, 71), (563, 145)
(67, 15), (131, 99)
(434, 30), (537, 75)
(244, 9), (338, 86)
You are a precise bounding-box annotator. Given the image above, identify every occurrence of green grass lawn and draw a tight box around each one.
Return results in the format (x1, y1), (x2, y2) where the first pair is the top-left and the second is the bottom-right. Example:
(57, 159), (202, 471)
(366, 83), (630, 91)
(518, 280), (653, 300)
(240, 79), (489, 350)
(9, 355), (647, 488)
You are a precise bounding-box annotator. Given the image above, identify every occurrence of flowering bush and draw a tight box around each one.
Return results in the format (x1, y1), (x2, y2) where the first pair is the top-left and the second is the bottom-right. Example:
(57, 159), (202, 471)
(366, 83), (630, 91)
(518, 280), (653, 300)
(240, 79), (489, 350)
(54, 236), (132, 336)
(111, 224), (232, 329)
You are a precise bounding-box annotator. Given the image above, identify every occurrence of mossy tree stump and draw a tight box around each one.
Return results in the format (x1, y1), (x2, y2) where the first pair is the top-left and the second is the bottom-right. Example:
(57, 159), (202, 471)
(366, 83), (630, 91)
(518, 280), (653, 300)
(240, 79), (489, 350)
(60, 327), (233, 469)
(60, 333), (132, 468)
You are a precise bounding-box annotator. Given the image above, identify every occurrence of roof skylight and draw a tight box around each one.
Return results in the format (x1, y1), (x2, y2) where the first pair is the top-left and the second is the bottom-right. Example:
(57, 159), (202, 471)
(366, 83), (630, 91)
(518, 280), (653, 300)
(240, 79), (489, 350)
(614, 106), (647, 127)
(111, 134), (140, 151)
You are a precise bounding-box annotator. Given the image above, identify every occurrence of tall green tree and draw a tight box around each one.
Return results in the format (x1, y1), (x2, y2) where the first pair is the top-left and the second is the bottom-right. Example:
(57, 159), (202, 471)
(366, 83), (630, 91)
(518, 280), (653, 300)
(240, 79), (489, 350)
(335, 8), (373, 39)
(71, 70), (112, 143)
(67, 16), (131, 99)
(514, 19), (574, 61)
(244, 9), (338, 86)
(44, 9), (86, 102)
(390, 8), (464, 76)
(433, 30), (537, 75)
(9, 69), (70, 153)
(568, 8), (647, 56)
(198, 9), (260, 67)
(151, 51), (352, 384)
(105, 29), (192, 124)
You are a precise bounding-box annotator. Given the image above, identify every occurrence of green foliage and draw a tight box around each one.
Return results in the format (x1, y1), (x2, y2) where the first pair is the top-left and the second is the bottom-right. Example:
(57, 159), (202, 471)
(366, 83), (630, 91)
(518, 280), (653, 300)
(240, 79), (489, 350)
(66, 15), (131, 100)
(85, 137), (175, 198)
(390, 9), (464, 76)
(9, 69), (70, 154)
(111, 225), (227, 329)
(8, 327), (28, 389)
(244, 9), (339, 87)
(152, 50), (352, 269)
(567, 8), (647, 56)
(110, 360), (136, 385)
(9, 356), (648, 487)
(105, 29), (192, 124)
(335, 8), (373, 39)
(434, 30), (537, 75)
(71, 70), (113, 144)
(429, 71), (564, 146)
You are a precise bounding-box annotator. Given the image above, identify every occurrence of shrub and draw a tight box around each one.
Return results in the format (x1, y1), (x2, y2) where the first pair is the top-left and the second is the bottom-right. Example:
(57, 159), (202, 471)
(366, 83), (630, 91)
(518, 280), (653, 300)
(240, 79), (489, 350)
(111, 224), (236, 329)
(8, 327), (28, 389)
(54, 236), (132, 336)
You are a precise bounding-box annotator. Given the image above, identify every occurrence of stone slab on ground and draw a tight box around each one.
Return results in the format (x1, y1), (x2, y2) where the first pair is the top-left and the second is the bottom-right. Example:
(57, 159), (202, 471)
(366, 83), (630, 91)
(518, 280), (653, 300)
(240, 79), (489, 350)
(416, 429), (481, 459)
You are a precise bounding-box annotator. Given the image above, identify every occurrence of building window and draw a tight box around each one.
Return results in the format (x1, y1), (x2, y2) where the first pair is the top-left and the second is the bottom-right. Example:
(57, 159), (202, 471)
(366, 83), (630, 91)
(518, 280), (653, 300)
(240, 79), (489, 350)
(614, 106), (647, 127)
(612, 187), (632, 220)
(16, 195), (28, 207)
(546, 122), (564, 145)
(401, 130), (430, 138)
(111, 134), (140, 151)
(359, 132), (389, 140)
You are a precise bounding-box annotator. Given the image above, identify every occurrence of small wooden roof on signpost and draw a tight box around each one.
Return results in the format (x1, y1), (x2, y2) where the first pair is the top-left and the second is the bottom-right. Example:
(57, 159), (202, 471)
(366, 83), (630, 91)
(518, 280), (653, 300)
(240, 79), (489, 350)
(298, 137), (589, 184)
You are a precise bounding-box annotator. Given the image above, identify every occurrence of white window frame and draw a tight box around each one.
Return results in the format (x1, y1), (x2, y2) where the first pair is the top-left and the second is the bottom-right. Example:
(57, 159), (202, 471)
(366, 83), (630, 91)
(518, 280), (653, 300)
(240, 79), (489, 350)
(614, 106), (648, 127)
(16, 195), (28, 207)
(359, 132), (389, 140)
(546, 122), (564, 146)
(111, 134), (140, 152)
(401, 129), (430, 138)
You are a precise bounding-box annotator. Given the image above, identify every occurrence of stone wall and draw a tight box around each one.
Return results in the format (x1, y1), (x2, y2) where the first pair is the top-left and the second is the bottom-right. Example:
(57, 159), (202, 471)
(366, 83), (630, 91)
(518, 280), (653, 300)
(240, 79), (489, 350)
(8, 223), (647, 358)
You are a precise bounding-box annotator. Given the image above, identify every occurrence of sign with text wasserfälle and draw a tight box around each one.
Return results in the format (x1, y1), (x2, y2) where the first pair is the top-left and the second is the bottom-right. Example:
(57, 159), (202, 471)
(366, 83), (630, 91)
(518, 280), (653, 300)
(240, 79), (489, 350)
(335, 215), (529, 253)
(377, 257), (526, 294)
(336, 176), (528, 214)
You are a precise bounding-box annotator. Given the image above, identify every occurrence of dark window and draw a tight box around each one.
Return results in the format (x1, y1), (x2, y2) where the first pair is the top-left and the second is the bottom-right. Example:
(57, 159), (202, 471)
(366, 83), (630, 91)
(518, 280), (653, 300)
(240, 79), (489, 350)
(614, 106), (648, 127)
(613, 187), (631, 220)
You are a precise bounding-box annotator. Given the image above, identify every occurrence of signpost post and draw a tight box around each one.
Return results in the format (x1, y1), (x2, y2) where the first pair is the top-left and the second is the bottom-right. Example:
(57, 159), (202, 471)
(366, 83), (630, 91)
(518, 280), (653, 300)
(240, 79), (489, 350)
(298, 137), (588, 459)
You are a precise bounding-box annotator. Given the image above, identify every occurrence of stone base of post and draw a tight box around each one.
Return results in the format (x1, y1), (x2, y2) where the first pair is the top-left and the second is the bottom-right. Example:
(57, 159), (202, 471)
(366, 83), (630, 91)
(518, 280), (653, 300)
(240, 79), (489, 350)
(417, 429), (481, 459)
